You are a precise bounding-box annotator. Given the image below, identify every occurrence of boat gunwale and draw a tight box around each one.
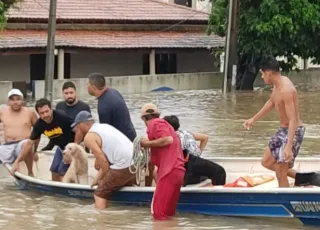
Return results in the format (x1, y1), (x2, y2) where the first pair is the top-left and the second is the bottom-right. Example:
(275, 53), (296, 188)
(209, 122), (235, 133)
(4, 151), (320, 194)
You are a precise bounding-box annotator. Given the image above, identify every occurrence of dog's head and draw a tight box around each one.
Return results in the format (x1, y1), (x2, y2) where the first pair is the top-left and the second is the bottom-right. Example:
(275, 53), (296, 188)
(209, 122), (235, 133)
(62, 143), (80, 164)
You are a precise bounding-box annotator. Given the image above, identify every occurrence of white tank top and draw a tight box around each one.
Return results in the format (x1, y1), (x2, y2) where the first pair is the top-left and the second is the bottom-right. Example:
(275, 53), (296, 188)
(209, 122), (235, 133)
(88, 123), (133, 169)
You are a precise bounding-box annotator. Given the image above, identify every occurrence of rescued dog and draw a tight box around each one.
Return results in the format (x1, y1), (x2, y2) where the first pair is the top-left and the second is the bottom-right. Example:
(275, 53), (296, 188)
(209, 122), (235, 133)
(62, 143), (88, 184)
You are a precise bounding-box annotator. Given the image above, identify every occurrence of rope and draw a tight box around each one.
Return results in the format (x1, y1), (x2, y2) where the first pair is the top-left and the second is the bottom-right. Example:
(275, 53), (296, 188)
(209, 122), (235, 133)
(129, 136), (151, 185)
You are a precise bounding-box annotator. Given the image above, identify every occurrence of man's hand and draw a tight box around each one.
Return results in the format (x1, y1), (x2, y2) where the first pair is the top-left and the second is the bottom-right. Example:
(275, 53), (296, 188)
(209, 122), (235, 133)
(140, 136), (150, 148)
(91, 178), (99, 188)
(243, 118), (255, 130)
(94, 159), (100, 170)
(284, 146), (293, 162)
(10, 161), (19, 176)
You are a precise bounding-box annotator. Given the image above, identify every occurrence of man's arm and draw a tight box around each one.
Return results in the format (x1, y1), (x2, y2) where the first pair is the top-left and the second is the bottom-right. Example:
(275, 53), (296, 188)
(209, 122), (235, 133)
(141, 136), (173, 148)
(84, 133), (109, 171)
(141, 122), (173, 148)
(283, 91), (298, 149)
(74, 128), (83, 144)
(251, 99), (274, 122)
(98, 106), (113, 125)
(15, 139), (37, 163)
(192, 132), (208, 152)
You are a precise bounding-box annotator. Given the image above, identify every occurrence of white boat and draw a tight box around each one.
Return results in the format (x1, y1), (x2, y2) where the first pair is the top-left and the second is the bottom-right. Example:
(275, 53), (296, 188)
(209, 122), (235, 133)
(3, 151), (320, 227)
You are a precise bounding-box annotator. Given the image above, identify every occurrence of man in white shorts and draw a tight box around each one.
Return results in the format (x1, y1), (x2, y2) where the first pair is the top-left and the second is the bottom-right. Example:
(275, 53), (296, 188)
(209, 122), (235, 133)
(0, 89), (38, 176)
(72, 111), (135, 209)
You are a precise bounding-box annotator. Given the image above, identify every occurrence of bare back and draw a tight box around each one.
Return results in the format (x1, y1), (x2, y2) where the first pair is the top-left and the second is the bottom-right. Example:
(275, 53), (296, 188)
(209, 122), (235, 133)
(0, 106), (37, 143)
(270, 76), (302, 127)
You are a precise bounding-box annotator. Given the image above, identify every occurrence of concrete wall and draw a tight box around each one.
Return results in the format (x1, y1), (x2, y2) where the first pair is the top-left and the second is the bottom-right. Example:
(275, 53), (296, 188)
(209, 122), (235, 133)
(34, 72), (223, 100)
(0, 55), (29, 82)
(0, 81), (13, 104)
(72, 50), (217, 78)
(70, 51), (144, 78)
(0, 50), (217, 81)
(177, 50), (217, 73)
(254, 69), (320, 87)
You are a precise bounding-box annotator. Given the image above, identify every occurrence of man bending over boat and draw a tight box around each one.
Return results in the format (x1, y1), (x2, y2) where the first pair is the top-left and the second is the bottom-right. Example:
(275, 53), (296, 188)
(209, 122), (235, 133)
(243, 56), (305, 187)
(163, 115), (226, 186)
(72, 111), (135, 209)
(139, 103), (185, 220)
(10, 98), (83, 181)
(0, 89), (38, 176)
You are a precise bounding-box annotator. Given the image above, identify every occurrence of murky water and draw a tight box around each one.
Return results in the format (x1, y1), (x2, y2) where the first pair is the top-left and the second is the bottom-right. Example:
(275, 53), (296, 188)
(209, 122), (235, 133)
(1, 88), (320, 230)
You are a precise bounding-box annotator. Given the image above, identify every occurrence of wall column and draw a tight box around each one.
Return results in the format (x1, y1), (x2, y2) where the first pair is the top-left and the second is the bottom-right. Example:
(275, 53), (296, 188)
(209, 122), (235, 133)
(149, 49), (156, 75)
(191, 0), (197, 9)
(57, 49), (64, 79)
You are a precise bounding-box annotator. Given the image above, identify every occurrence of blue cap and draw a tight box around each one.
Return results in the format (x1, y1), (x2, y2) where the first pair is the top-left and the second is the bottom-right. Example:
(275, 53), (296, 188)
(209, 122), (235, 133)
(71, 111), (94, 128)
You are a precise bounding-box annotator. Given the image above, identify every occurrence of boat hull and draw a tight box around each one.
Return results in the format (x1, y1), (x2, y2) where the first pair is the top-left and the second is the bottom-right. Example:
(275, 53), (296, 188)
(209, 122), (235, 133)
(12, 172), (320, 227)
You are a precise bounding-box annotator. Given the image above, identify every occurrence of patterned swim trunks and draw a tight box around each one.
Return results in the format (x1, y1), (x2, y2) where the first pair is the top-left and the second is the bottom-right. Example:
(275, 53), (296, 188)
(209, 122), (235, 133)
(268, 126), (305, 168)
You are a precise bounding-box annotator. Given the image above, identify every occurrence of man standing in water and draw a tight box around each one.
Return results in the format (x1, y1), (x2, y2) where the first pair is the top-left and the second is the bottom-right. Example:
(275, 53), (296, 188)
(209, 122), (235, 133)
(140, 103), (185, 220)
(243, 56), (305, 187)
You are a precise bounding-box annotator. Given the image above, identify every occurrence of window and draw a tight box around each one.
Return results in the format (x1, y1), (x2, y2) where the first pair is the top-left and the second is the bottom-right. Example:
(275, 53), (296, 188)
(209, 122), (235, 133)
(142, 53), (177, 74)
(174, 0), (192, 7)
(29, 53), (71, 81)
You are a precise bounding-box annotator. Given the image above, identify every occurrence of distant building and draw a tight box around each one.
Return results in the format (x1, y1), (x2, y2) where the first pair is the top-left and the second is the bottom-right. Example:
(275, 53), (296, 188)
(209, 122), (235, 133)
(0, 0), (224, 88)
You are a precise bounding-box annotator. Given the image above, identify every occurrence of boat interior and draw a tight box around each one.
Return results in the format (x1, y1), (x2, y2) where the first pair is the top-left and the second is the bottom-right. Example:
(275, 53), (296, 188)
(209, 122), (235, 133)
(11, 152), (320, 189)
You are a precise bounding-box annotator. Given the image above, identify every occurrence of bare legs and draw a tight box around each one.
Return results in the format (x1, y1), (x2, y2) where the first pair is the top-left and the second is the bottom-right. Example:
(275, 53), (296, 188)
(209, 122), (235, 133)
(261, 147), (296, 187)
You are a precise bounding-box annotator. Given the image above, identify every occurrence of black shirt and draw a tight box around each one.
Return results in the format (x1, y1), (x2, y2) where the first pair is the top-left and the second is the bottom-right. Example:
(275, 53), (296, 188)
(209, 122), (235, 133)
(97, 88), (137, 142)
(31, 110), (75, 149)
(56, 100), (91, 120)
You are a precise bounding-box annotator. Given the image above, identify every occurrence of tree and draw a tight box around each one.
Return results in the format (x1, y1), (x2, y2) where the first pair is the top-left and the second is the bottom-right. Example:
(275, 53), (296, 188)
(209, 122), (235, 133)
(0, 0), (18, 30)
(207, 0), (320, 90)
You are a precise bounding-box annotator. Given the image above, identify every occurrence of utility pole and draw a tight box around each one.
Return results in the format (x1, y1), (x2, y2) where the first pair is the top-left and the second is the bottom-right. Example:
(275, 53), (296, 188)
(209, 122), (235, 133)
(44, 0), (57, 102)
(222, 0), (238, 94)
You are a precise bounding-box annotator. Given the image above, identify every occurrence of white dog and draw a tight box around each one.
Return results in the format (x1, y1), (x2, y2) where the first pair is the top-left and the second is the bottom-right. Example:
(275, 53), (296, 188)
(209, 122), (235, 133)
(62, 143), (88, 184)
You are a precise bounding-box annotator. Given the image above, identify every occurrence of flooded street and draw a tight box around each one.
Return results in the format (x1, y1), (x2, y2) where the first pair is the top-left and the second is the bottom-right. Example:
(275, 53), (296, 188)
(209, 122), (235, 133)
(1, 88), (320, 230)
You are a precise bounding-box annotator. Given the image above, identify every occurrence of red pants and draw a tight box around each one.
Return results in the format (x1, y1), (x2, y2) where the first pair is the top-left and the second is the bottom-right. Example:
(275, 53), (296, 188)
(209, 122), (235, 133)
(151, 169), (185, 220)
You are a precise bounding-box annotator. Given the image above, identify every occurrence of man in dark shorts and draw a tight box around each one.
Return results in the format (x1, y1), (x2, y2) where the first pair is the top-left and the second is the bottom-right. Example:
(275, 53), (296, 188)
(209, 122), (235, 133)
(10, 98), (83, 181)
(42, 81), (91, 152)
(243, 56), (305, 187)
(72, 111), (135, 209)
(86, 73), (137, 142)
(163, 115), (226, 186)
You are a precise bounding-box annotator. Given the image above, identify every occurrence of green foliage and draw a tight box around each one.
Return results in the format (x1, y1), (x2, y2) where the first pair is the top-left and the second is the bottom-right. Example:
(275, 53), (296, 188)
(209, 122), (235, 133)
(208, 0), (320, 71)
(0, 0), (19, 30)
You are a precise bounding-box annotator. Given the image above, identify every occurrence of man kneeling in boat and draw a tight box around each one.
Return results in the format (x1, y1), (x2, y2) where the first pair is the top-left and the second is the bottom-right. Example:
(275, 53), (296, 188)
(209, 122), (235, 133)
(163, 115), (226, 186)
(72, 111), (136, 209)
(10, 98), (83, 181)
(0, 89), (38, 176)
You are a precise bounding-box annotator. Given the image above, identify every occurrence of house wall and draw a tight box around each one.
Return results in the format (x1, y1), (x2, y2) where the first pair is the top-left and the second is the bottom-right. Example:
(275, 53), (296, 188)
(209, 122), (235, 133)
(34, 72), (224, 100)
(0, 55), (30, 82)
(0, 49), (218, 80)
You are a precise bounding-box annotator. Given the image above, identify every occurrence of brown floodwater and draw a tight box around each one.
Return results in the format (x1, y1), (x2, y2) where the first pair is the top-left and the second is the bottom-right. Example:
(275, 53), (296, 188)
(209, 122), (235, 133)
(0, 88), (319, 230)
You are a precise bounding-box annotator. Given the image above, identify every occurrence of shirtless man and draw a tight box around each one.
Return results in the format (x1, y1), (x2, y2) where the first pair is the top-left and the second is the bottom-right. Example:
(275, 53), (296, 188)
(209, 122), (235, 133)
(0, 89), (38, 176)
(243, 57), (305, 187)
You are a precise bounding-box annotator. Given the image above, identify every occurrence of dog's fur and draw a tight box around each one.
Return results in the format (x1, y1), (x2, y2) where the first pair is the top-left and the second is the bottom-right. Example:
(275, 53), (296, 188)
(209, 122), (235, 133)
(62, 143), (88, 184)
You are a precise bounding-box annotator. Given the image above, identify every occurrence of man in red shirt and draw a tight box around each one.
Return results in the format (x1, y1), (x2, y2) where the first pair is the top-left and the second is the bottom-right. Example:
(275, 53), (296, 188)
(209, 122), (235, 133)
(140, 103), (186, 220)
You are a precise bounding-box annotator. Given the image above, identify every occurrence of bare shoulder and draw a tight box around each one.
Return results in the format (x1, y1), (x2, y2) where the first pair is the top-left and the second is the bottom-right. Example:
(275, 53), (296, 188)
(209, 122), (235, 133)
(28, 107), (38, 115)
(84, 132), (101, 145)
(281, 87), (297, 102)
(0, 106), (10, 119)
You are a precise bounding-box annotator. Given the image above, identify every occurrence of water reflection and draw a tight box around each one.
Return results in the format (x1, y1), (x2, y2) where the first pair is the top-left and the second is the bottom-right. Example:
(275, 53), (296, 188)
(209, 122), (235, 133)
(1, 89), (320, 229)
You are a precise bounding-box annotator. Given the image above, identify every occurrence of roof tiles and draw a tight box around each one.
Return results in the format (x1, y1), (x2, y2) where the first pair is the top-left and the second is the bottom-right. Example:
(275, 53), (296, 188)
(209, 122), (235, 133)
(7, 0), (209, 22)
(0, 30), (224, 49)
